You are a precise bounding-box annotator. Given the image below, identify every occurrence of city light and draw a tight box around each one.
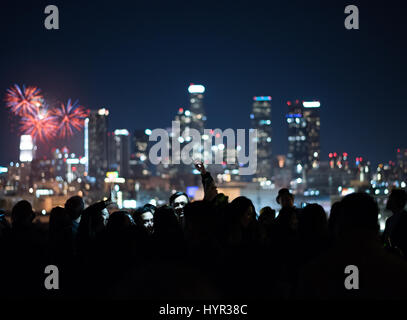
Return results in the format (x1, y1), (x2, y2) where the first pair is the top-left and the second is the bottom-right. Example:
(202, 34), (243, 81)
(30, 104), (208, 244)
(188, 84), (205, 93)
(114, 129), (129, 136)
(303, 101), (321, 108)
(98, 108), (109, 116)
(253, 96), (272, 101)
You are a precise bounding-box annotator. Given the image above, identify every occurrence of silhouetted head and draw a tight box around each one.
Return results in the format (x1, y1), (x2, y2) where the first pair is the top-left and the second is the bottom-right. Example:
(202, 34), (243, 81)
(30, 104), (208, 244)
(169, 192), (189, 217)
(77, 200), (109, 242)
(184, 201), (217, 244)
(134, 204), (156, 234)
(259, 206), (276, 223)
(11, 200), (34, 228)
(386, 189), (407, 213)
(106, 211), (132, 235)
(276, 206), (298, 231)
(65, 196), (84, 221)
(49, 206), (71, 235)
(228, 196), (256, 228)
(329, 201), (343, 235)
(276, 188), (294, 208)
(301, 203), (327, 235)
(338, 192), (379, 234)
(153, 205), (180, 235)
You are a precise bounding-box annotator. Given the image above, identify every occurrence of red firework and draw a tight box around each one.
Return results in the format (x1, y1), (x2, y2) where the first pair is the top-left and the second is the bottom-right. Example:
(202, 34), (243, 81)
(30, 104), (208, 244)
(51, 99), (89, 138)
(20, 108), (58, 142)
(5, 84), (43, 116)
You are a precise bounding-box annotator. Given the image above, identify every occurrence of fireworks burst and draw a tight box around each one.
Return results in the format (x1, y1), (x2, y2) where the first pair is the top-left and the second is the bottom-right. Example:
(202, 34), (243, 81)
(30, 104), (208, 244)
(51, 99), (89, 138)
(20, 107), (58, 142)
(5, 84), (43, 116)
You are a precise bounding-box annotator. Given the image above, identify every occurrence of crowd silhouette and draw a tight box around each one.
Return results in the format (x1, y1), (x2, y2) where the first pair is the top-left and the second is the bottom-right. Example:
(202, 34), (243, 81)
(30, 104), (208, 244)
(1, 162), (407, 300)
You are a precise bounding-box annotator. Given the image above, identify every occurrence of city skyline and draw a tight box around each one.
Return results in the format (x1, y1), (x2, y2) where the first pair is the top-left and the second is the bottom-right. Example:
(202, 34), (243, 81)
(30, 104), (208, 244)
(2, 81), (404, 169)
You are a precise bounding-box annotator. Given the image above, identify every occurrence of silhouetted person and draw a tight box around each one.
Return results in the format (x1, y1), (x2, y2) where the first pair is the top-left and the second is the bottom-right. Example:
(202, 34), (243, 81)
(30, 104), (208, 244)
(11, 200), (35, 230)
(5, 200), (46, 297)
(221, 196), (262, 298)
(383, 189), (407, 257)
(225, 196), (258, 247)
(75, 199), (110, 297)
(105, 210), (138, 266)
(276, 188), (295, 209)
(258, 206), (276, 244)
(299, 203), (329, 264)
(77, 199), (109, 259)
(153, 205), (185, 259)
(297, 192), (407, 299)
(65, 195), (84, 243)
(49, 206), (73, 262)
(328, 201), (342, 235)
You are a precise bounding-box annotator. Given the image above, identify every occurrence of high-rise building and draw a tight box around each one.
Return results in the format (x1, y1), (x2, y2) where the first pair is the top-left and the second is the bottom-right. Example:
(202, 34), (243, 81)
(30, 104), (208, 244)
(108, 129), (130, 178)
(130, 129), (151, 178)
(303, 101), (321, 169)
(171, 84), (207, 179)
(286, 100), (321, 176)
(86, 108), (109, 185)
(187, 84), (206, 133)
(396, 148), (407, 181)
(19, 135), (35, 162)
(250, 96), (272, 179)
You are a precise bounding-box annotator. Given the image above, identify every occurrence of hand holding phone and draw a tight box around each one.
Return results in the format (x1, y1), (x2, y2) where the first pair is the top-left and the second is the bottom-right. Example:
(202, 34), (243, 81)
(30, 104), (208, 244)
(194, 161), (207, 174)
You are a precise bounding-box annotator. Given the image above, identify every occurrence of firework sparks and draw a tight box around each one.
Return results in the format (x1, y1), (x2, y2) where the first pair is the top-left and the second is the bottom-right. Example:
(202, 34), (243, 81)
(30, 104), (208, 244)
(5, 84), (43, 116)
(51, 99), (89, 138)
(20, 108), (58, 142)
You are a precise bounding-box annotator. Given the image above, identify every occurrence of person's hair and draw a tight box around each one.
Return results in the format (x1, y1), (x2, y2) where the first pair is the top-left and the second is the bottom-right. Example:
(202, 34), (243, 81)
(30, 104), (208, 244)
(11, 200), (34, 227)
(259, 206), (276, 221)
(338, 192), (379, 232)
(388, 189), (407, 211)
(276, 206), (296, 227)
(106, 211), (131, 235)
(169, 192), (189, 206)
(301, 203), (328, 235)
(133, 204), (156, 226)
(328, 201), (342, 234)
(153, 205), (180, 236)
(276, 188), (293, 204)
(77, 200), (108, 248)
(49, 206), (71, 235)
(227, 196), (256, 224)
(184, 201), (216, 234)
(65, 196), (84, 220)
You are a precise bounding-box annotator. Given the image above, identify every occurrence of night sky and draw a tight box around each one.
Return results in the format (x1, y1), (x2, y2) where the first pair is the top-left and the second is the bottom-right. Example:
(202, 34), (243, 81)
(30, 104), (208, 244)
(0, 0), (406, 166)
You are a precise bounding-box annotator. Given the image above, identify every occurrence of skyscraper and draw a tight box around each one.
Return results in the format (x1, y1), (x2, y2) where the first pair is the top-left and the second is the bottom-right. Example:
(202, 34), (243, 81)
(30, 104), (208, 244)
(303, 101), (321, 169)
(19, 135), (35, 162)
(108, 129), (130, 178)
(130, 129), (151, 178)
(251, 96), (272, 179)
(187, 84), (206, 133)
(86, 108), (109, 185)
(396, 148), (407, 181)
(171, 84), (207, 177)
(286, 100), (321, 177)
